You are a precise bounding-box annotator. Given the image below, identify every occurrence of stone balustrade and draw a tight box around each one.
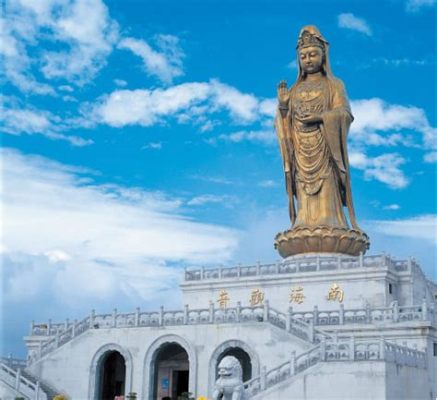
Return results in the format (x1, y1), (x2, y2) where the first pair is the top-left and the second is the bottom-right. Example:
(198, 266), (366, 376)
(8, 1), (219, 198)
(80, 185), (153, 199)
(28, 302), (326, 364)
(290, 300), (436, 326)
(184, 254), (421, 281)
(244, 337), (427, 397)
(0, 362), (47, 400)
(27, 300), (434, 365)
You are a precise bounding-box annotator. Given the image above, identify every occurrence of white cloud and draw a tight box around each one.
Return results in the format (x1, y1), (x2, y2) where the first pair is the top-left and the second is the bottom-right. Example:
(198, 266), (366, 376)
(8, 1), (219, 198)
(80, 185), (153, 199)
(119, 35), (184, 84)
(383, 204), (401, 211)
(350, 98), (436, 150)
(258, 180), (278, 188)
(114, 78), (127, 87)
(187, 194), (237, 207)
(1, 149), (239, 308)
(2, 0), (118, 92)
(338, 13), (372, 36)
(424, 151), (437, 163)
(213, 129), (276, 145)
(370, 215), (437, 245)
(142, 142), (163, 150)
(93, 80), (272, 128)
(405, 0), (436, 12)
(0, 97), (92, 146)
(349, 151), (409, 189)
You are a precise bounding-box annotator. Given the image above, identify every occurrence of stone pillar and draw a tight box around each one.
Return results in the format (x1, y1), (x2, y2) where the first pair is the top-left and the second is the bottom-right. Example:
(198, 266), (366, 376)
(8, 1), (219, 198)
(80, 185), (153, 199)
(89, 309), (95, 328)
(339, 303), (344, 325)
(392, 301), (399, 322)
(379, 337), (385, 360)
(421, 298), (428, 320)
(320, 336), (326, 361)
(260, 366), (267, 390)
(47, 319), (51, 336)
(263, 300), (269, 322)
(290, 351), (296, 376)
(286, 307), (293, 333)
(15, 368), (21, 390)
(313, 305), (319, 325)
(183, 304), (189, 325)
(349, 335), (355, 360)
(209, 301), (215, 323)
(135, 307), (140, 327)
(359, 252), (364, 268)
(72, 320), (77, 337)
(236, 301), (241, 323)
(112, 308), (118, 328)
(366, 303), (371, 323)
(159, 306), (164, 326)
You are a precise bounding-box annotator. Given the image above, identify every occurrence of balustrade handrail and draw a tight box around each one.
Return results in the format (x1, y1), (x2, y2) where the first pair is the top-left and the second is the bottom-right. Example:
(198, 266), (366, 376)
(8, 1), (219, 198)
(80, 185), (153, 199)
(0, 362), (41, 392)
(184, 253), (421, 281)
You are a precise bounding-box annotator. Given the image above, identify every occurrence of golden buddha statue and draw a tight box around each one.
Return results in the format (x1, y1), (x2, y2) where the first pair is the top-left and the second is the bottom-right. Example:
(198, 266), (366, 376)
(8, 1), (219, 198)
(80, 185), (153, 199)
(274, 25), (369, 257)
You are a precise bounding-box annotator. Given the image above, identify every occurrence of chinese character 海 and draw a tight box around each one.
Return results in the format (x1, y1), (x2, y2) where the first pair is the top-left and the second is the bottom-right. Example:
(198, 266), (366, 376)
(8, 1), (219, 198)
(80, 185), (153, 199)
(289, 286), (305, 304)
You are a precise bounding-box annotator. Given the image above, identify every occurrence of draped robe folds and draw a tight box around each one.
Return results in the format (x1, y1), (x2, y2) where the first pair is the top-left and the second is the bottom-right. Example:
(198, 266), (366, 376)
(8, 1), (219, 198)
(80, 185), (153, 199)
(275, 76), (359, 230)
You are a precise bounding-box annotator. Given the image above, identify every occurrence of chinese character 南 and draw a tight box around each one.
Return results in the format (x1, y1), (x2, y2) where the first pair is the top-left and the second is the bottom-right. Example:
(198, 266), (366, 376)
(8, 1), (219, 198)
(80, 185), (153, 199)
(217, 290), (230, 309)
(250, 289), (265, 306)
(289, 286), (305, 304)
(327, 283), (344, 303)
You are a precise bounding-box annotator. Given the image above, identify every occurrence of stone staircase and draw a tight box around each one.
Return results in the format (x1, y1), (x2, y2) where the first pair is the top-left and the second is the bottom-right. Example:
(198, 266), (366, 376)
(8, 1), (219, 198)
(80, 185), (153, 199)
(242, 337), (427, 398)
(0, 360), (59, 400)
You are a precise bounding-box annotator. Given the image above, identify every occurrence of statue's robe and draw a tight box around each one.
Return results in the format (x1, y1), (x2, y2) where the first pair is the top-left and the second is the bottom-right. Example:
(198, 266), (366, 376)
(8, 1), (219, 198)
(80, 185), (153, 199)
(275, 77), (359, 229)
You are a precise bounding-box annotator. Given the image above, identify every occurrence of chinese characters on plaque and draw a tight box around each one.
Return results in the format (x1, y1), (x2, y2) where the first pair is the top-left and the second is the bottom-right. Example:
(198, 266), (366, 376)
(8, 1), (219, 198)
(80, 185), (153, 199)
(289, 286), (305, 304)
(216, 290), (230, 309)
(250, 289), (265, 306)
(327, 283), (345, 303)
(214, 283), (344, 307)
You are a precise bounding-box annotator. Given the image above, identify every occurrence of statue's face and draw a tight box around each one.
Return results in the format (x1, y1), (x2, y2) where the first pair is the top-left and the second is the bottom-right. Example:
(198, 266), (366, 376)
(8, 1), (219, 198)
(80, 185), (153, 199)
(218, 356), (237, 377)
(299, 46), (324, 74)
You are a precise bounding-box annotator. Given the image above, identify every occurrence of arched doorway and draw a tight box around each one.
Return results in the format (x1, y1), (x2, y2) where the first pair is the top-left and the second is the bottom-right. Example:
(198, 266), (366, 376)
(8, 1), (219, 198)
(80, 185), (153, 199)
(216, 347), (252, 382)
(98, 351), (126, 400)
(153, 343), (189, 400)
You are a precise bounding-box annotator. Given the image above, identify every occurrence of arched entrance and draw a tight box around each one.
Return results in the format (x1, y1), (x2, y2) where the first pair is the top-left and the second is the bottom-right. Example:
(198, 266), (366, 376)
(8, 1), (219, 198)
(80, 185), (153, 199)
(153, 343), (189, 400)
(98, 351), (126, 400)
(216, 347), (252, 382)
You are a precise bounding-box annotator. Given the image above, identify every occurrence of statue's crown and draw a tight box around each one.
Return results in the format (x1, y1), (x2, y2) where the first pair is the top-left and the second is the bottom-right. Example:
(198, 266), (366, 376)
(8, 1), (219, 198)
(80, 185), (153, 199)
(297, 30), (325, 50)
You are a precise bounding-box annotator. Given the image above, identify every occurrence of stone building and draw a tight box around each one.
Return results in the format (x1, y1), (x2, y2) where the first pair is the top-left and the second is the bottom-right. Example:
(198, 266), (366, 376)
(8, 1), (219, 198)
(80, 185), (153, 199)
(1, 252), (436, 399)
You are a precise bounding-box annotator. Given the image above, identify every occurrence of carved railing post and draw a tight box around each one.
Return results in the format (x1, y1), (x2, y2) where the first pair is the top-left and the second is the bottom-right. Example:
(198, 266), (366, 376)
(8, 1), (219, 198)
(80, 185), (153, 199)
(290, 351), (296, 376)
(313, 305), (319, 325)
(35, 381), (40, 398)
(236, 301), (241, 323)
(260, 366), (267, 390)
(72, 320), (77, 337)
(286, 306), (292, 333)
(15, 367), (21, 390)
(256, 260), (260, 276)
(55, 331), (59, 347)
(379, 337), (385, 360)
(392, 301), (399, 322)
(366, 303), (371, 323)
(339, 303), (344, 325)
(349, 335), (355, 360)
(263, 300), (269, 322)
(320, 336), (326, 361)
(89, 309), (95, 329)
(359, 251), (364, 268)
(158, 306), (164, 326)
(112, 308), (118, 328)
(421, 298), (428, 320)
(237, 263), (241, 277)
(47, 319), (51, 336)
(183, 304), (189, 325)
(201, 266), (205, 280)
(209, 301), (215, 323)
(134, 307), (140, 327)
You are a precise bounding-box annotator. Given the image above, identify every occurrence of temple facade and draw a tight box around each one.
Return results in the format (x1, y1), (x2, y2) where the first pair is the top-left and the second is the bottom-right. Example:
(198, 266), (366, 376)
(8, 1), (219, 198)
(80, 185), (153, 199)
(1, 253), (436, 399)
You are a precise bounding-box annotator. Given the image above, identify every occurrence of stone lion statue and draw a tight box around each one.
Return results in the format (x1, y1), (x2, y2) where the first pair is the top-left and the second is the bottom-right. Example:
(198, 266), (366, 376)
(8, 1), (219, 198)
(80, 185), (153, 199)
(212, 356), (246, 400)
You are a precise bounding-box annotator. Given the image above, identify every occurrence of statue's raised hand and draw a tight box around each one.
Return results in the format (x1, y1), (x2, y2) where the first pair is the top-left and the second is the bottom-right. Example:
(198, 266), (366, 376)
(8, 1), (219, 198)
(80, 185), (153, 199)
(277, 80), (290, 106)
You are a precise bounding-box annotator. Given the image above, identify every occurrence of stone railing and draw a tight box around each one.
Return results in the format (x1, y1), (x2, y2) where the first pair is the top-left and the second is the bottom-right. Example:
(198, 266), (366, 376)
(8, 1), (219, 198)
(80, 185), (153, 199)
(244, 337), (426, 397)
(28, 302), (324, 364)
(0, 356), (27, 370)
(290, 300), (436, 326)
(0, 362), (47, 400)
(184, 254), (420, 281)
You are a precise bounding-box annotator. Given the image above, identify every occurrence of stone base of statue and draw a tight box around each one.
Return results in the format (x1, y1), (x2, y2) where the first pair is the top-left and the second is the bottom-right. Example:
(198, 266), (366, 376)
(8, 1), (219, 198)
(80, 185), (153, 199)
(274, 225), (369, 257)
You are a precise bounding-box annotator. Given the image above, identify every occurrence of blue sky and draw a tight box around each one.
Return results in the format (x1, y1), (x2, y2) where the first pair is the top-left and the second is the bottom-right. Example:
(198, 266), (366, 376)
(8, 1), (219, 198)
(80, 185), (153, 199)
(1, 0), (436, 357)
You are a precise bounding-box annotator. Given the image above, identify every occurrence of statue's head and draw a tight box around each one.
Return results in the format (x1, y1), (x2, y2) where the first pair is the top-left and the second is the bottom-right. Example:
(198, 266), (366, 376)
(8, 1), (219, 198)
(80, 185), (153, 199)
(217, 356), (243, 380)
(296, 25), (330, 78)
